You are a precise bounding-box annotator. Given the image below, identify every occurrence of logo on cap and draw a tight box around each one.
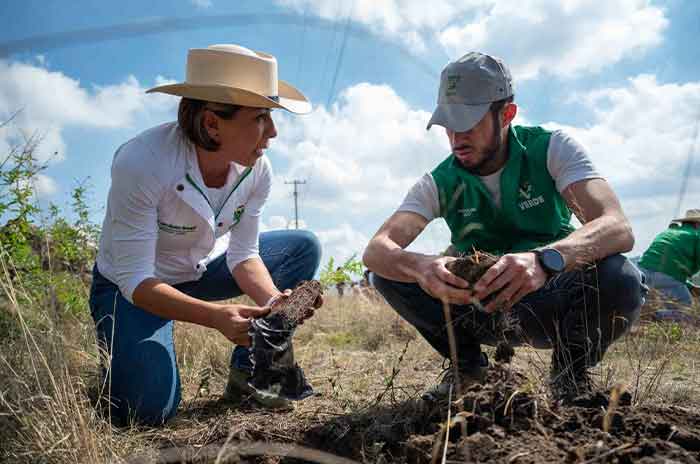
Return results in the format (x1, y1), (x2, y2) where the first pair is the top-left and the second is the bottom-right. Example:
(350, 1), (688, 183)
(445, 75), (461, 97)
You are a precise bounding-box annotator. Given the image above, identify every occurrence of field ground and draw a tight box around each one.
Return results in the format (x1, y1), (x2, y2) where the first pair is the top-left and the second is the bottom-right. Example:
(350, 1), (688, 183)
(2, 290), (700, 463)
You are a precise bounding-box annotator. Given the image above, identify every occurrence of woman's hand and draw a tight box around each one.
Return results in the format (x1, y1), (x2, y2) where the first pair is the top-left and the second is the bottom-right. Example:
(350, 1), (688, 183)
(212, 304), (269, 346)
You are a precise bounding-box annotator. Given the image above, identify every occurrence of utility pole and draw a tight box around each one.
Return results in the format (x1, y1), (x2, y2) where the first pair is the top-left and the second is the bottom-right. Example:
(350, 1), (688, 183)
(285, 179), (306, 229)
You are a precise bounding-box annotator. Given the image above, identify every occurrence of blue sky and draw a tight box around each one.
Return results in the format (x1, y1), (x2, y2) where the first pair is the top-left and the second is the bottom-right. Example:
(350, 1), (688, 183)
(1, 0), (698, 266)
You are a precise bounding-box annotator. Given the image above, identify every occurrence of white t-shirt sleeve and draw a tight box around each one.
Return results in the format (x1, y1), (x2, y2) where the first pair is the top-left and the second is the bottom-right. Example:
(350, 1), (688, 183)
(396, 130), (598, 222)
(397, 173), (441, 221)
(547, 130), (602, 192)
(107, 140), (163, 303)
(226, 157), (272, 273)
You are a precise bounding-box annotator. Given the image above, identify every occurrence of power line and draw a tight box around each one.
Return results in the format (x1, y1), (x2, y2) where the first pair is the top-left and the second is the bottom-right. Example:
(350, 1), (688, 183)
(298, 2), (346, 212)
(674, 115), (700, 218)
(325, 2), (354, 109)
(317, 1), (344, 101)
(302, 3), (353, 198)
(294, 4), (308, 85)
(285, 179), (306, 229)
(0, 14), (441, 80)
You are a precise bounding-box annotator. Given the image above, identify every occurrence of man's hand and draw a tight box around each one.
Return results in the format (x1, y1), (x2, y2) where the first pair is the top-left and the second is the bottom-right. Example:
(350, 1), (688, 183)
(213, 304), (269, 346)
(473, 252), (548, 312)
(415, 256), (473, 304)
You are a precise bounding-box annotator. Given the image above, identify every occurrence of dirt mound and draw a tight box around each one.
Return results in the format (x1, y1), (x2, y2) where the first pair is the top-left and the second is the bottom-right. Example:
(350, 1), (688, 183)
(306, 364), (700, 463)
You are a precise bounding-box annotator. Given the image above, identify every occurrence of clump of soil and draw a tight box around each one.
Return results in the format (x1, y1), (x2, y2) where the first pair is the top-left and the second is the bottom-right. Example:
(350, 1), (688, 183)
(444, 250), (499, 284)
(306, 364), (700, 463)
(444, 250), (501, 313)
(269, 280), (323, 323)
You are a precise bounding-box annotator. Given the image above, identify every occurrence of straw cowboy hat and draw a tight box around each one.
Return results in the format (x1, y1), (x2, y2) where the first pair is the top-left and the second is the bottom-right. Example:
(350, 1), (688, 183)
(673, 209), (700, 223)
(147, 44), (311, 114)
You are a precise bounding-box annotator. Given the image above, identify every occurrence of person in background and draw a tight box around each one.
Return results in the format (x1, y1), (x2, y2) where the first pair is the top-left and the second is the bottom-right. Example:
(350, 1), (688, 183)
(335, 266), (347, 297)
(363, 52), (645, 402)
(90, 44), (321, 425)
(638, 209), (700, 322)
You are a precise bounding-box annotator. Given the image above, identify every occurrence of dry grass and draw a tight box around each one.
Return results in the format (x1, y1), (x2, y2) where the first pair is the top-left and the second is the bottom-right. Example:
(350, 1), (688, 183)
(2, 274), (700, 463)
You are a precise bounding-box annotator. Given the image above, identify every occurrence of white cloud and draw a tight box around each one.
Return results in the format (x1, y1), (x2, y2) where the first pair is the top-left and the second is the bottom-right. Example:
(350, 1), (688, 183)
(438, 0), (667, 80)
(34, 174), (59, 197)
(277, 0), (490, 52)
(545, 74), (700, 190)
(271, 82), (449, 215)
(15, 173), (59, 198)
(623, 191), (700, 256)
(0, 59), (176, 163)
(276, 0), (667, 79)
(540, 73), (700, 254)
(315, 222), (370, 266)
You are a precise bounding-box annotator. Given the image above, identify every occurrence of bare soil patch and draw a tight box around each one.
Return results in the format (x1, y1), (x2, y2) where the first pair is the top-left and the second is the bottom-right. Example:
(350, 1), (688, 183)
(133, 362), (700, 464)
(303, 364), (700, 463)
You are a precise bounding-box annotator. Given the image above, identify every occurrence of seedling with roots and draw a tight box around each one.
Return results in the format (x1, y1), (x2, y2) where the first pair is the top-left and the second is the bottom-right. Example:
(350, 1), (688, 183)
(445, 250), (517, 363)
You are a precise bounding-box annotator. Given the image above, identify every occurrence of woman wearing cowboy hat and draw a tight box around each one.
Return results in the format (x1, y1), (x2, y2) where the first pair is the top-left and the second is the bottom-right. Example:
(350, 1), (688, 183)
(638, 209), (700, 322)
(89, 44), (321, 425)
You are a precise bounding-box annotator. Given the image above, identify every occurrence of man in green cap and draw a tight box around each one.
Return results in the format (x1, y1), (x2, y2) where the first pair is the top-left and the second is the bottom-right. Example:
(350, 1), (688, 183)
(638, 209), (700, 321)
(363, 52), (646, 401)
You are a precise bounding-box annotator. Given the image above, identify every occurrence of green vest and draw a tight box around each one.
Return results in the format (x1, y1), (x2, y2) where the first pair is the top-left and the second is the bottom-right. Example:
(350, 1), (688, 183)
(638, 223), (700, 284)
(431, 125), (574, 255)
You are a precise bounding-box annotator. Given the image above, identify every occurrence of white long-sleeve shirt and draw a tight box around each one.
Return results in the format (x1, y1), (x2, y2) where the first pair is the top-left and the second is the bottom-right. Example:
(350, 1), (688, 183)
(96, 122), (272, 303)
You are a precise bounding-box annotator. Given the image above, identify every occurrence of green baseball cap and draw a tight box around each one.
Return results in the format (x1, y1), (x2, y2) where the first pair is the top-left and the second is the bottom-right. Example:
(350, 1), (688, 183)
(427, 52), (513, 133)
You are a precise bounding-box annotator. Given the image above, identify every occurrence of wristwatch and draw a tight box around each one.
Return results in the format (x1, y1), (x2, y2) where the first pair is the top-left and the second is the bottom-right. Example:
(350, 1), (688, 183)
(534, 247), (566, 275)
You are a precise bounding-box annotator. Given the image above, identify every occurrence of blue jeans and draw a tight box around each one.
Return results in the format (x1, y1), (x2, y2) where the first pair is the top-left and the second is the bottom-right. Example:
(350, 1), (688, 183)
(638, 267), (693, 322)
(89, 230), (321, 426)
(372, 254), (645, 374)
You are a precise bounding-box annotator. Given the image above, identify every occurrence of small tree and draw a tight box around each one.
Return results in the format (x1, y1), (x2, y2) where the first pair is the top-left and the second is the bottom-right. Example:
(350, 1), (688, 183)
(0, 130), (46, 275)
(0, 117), (99, 323)
(47, 180), (100, 275)
(319, 253), (364, 290)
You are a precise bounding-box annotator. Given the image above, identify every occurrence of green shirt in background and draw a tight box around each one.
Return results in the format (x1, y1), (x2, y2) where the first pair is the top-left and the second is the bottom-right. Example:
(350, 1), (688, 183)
(638, 223), (700, 285)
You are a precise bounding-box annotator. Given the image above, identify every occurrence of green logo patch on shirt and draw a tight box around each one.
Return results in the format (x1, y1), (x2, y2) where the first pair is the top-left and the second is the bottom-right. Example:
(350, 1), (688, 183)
(519, 181), (533, 200)
(229, 205), (246, 230)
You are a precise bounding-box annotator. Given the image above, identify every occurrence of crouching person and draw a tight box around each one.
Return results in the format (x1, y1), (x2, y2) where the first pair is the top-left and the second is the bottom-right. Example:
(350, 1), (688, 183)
(89, 44), (321, 426)
(363, 52), (645, 402)
(637, 209), (700, 323)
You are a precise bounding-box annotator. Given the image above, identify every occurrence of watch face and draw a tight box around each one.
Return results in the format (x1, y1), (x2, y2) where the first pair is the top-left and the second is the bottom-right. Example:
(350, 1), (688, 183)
(542, 248), (565, 273)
